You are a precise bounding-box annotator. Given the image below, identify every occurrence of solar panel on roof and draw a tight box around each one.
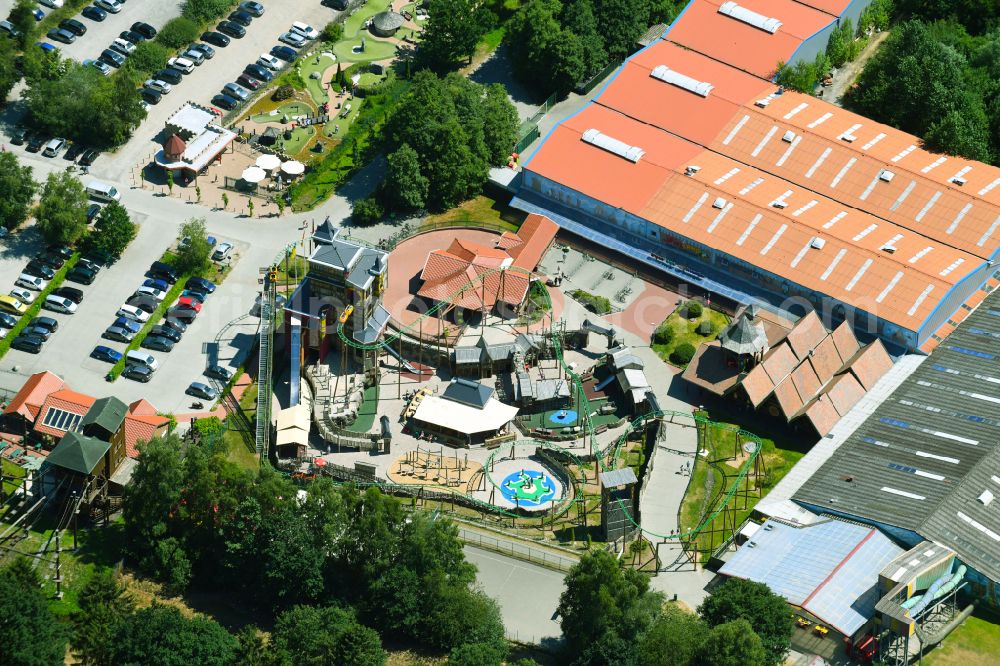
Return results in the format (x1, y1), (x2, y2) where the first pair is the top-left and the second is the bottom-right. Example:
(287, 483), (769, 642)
(649, 65), (713, 97)
(580, 129), (645, 163)
(718, 1), (782, 33)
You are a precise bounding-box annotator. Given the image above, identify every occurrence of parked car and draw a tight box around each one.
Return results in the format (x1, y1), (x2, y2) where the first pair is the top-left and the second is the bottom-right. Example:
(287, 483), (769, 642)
(279, 31), (306, 48)
(240, 1), (265, 17)
(10, 127), (27, 145)
(91, 345), (122, 363)
(161, 317), (188, 334)
(53, 286), (84, 303)
(66, 267), (97, 285)
(144, 78), (171, 94)
(126, 295), (157, 313)
(290, 22), (320, 40)
(64, 142), (84, 161)
(182, 47), (205, 65)
(168, 306), (197, 323)
(189, 42), (215, 59)
(10, 287), (36, 304)
(212, 242), (234, 261)
(187, 382), (219, 400)
(110, 38), (135, 56)
(112, 316), (142, 334)
(30, 316), (58, 333)
(186, 277), (216, 294)
(149, 261), (179, 283)
(99, 49), (125, 68)
(59, 18), (87, 36)
(177, 297), (202, 312)
(143, 278), (169, 292)
(10, 335), (44, 354)
(131, 21), (156, 39)
(201, 31), (230, 47)
(44, 295), (77, 314)
(94, 0), (122, 14)
(211, 93), (238, 111)
(42, 137), (66, 157)
(48, 244), (73, 260)
(32, 8), (45, 21)
(154, 68), (184, 85)
(257, 53), (281, 70)
(76, 257), (103, 272)
(0, 312), (18, 329)
(205, 364), (234, 381)
(0, 20), (21, 39)
(24, 260), (56, 280)
(85, 203), (102, 223)
(228, 10), (253, 27)
(151, 325), (181, 343)
(103, 325), (134, 343)
(119, 29), (146, 44)
(142, 336), (174, 352)
(23, 325), (52, 341)
(217, 21), (246, 39)
(139, 88), (162, 105)
(271, 45), (297, 62)
(46, 28), (76, 44)
(236, 73), (261, 90)
(36, 252), (65, 268)
(135, 285), (167, 301)
(78, 148), (100, 166)
(167, 56), (194, 73)
(83, 58), (111, 75)
(244, 63), (272, 82)
(116, 304), (150, 323)
(122, 364), (153, 382)
(81, 6), (107, 21)
(26, 134), (46, 153)
(180, 290), (207, 304)
(223, 82), (249, 101)
(0, 296), (27, 315)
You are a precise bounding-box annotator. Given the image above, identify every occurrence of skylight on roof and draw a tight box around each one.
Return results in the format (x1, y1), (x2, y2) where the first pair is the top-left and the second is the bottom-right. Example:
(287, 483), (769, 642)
(718, 1), (782, 34)
(581, 129), (645, 163)
(649, 65), (713, 97)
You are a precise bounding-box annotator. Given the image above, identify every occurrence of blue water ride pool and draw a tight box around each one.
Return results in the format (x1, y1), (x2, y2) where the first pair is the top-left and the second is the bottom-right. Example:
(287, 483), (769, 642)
(499, 470), (556, 507)
(548, 409), (578, 425)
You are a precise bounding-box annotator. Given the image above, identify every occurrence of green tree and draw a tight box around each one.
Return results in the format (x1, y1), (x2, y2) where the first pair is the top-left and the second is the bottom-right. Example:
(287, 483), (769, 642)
(481, 83), (519, 162)
(166, 170), (175, 195)
(383, 143), (429, 212)
(593, 0), (650, 61)
(698, 579), (793, 666)
(697, 619), (768, 666)
(86, 201), (137, 259)
(221, 192), (229, 210)
(37, 171), (89, 245)
(8, 0), (37, 49)
(175, 218), (213, 275)
(775, 52), (830, 93)
(352, 196), (384, 225)
(270, 604), (387, 666)
(924, 101), (994, 161)
(638, 604), (710, 666)
(508, 0), (585, 96)
(72, 569), (136, 666)
(106, 604), (237, 666)
(21, 41), (64, 82)
(826, 18), (859, 67)
(557, 549), (664, 662)
(419, 0), (496, 69)
(124, 435), (185, 579)
(156, 16), (201, 48)
(562, 0), (608, 77)
(0, 558), (68, 666)
(447, 641), (507, 666)
(124, 41), (171, 77)
(235, 626), (274, 666)
(0, 152), (37, 231)
(0, 36), (20, 101)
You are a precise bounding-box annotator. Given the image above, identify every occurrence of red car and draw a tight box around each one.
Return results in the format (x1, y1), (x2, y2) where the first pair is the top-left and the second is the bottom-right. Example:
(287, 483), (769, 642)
(177, 297), (202, 312)
(237, 73), (261, 90)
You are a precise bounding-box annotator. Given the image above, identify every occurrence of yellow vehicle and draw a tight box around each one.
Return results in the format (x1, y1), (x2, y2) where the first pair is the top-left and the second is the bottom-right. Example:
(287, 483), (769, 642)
(338, 304), (353, 324)
(0, 295), (27, 315)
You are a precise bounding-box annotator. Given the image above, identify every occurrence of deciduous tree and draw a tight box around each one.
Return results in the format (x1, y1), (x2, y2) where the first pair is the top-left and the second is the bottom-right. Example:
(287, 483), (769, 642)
(697, 619), (768, 666)
(383, 143), (429, 211)
(175, 218), (213, 275)
(0, 559), (68, 666)
(419, 0), (496, 70)
(698, 578), (792, 666)
(105, 604), (237, 666)
(86, 201), (136, 259)
(72, 569), (136, 666)
(270, 604), (386, 666)
(0, 152), (37, 231)
(37, 171), (89, 244)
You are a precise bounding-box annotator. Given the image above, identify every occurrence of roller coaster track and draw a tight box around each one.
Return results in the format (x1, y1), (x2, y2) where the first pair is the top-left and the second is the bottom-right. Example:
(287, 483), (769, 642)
(333, 263), (763, 542)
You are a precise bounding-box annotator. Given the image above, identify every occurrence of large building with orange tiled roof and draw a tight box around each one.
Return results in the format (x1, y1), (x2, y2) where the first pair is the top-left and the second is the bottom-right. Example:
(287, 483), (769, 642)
(513, 0), (1000, 352)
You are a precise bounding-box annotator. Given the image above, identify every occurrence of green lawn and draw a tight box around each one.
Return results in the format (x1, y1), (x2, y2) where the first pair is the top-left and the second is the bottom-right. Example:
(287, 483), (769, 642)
(652, 306), (730, 368)
(925, 613), (1000, 666)
(346, 384), (379, 433)
(250, 102), (315, 123)
(300, 54), (338, 103)
(422, 194), (526, 231)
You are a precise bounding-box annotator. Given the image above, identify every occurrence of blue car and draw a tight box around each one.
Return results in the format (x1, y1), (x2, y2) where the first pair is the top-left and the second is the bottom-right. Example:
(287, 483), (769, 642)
(181, 290), (207, 304)
(143, 278), (169, 292)
(270, 45), (297, 62)
(32, 8), (44, 21)
(112, 316), (142, 334)
(91, 345), (122, 363)
(185, 276), (216, 294)
(36, 42), (55, 52)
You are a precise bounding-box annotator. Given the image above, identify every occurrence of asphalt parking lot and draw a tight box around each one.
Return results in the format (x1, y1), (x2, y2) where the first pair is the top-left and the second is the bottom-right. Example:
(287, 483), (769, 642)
(51, 1), (183, 64)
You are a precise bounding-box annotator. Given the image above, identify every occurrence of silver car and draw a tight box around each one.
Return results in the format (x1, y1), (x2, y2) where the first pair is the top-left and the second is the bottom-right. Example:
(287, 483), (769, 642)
(144, 78), (172, 94)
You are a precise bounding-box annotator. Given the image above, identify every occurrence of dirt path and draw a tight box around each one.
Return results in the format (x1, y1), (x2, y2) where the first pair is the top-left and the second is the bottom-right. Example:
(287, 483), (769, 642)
(825, 31), (889, 106)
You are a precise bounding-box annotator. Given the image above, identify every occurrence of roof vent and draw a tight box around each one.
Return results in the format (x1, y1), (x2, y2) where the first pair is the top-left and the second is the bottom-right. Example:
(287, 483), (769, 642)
(951, 177), (967, 186)
(810, 237), (826, 250)
(747, 540), (756, 548)
(772, 200), (788, 209)
(879, 169), (895, 183)
(781, 130), (795, 143)
(762, 523), (773, 531)
(841, 134), (857, 143)
(581, 128), (645, 163)
(978, 490), (995, 506)
(685, 165), (701, 176)
(882, 244), (897, 254)
(755, 97), (771, 108)
(718, 1), (782, 33)
(712, 197), (727, 209)
(650, 65), (713, 97)
(841, 475), (854, 483)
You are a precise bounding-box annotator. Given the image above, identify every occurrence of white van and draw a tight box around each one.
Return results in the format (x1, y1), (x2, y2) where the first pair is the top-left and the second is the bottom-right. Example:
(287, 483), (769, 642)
(42, 137), (65, 157)
(167, 57), (194, 74)
(290, 22), (319, 40)
(16, 274), (47, 291)
(86, 181), (121, 203)
(126, 350), (159, 371)
(44, 295), (77, 314)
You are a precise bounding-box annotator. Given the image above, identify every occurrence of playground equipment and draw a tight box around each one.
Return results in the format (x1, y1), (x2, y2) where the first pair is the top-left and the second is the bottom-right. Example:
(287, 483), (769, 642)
(395, 445), (472, 488)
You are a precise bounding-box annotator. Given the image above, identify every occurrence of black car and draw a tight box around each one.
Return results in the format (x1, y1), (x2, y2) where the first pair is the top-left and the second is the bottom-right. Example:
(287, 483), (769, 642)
(211, 93), (238, 111)
(323, 0), (349, 9)
(149, 261), (178, 283)
(236, 73), (261, 91)
(120, 29), (145, 44)
(25, 261), (55, 280)
(201, 31), (230, 47)
(155, 68), (184, 85)
(161, 317), (188, 334)
(26, 134), (45, 152)
(205, 364), (234, 381)
(244, 63), (273, 82)
(122, 364), (153, 383)
(66, 267), (97, 285)
(47, 28), (76, 44)
(91, 346), (121, 363)
(216, 21), (245, 38)
(0, 312), (17, 329)
(140, 88), (161, 105)
(189, 42), (215, 59)
(86, 203), (101, 223)
(48, 244), (73, 260)
(59, 18), (87, 36)
(127, 295), (158, 313)
(78, 148), (100, 166)
(10, 127), (27, 145)
(271, 45), (297, 62)
(99, 49), (125, 68)
(131, 21), (156, 40)
(142, 336), (174, 352)
(81, 6), (107, 22)
(228, 10), (253, 27)
(64, 142), (84, 161)
(77, 256), (103, 272)
(53, 286), (84, 304)
(151, 325), (181, 343)
(29, 316), (58, 332)
(36, 252), (64, 269)
(10, 335), (44, 354)
(240, 1), (264, 17)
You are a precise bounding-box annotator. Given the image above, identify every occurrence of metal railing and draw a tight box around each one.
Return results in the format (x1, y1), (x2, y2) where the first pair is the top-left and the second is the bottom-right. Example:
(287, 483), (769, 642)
(254, 280), (275, 461)
(458, 527), (579, 573)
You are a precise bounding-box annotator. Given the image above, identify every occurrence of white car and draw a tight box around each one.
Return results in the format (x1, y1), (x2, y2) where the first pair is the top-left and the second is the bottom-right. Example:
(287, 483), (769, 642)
(135, 286), (167, 302)
(39, 0), (64, 7)
(167, 57), (195, 74)
(15, 274), (47, 291)
(116, 304), (150, 323)
(257, 53), (281, 70)
(95, 0), (121, 14)
(212, 242), (234, 261)
(290, 22), (319, 40)
(111, 38), (135, 55)
(10, 287), (36, 304)
(144, 78), (172, 94)
(44, 295), (77, 314)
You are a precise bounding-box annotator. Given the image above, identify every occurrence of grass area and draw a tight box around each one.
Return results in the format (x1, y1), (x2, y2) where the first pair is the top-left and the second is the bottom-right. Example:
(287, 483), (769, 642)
(421, 194), (526, 231)
(0, 253), (78, 360)
(652, 305), (730, 368)
(519, 396), (622, 431)
(250, 102), (316, 123)
(925, 613), (1000, 666)
(677, 416), (803, 562)
(1, 458), (26, 498)
(301, 54), (338, 103)
(346, 384), (379, 433)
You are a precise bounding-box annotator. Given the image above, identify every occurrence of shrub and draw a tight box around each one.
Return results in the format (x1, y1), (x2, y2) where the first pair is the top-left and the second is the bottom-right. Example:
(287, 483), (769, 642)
(697, 321), (714, 336)
(683, 301), (703, 319)
(156, 16), (201, 49)
(124, 41), (170, 77)
(571, 290), (612, 315)
(652, 324), (674, 345)
(352, 197), (384, 225)
(181, 0), (235, 24)
(271, 84), (294, 101)
(670, 343), (697, 366)
(322, 21), (344, 43)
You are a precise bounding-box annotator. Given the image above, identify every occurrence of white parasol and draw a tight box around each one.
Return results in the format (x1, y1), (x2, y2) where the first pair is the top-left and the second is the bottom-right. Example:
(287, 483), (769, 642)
(256, 153), (281, 170)
(241, 166), (267, 183)
(281, 160), (305, 176)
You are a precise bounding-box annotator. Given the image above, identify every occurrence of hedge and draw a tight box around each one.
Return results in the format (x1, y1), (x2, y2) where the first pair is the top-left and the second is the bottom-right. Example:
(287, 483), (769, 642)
(108, 277), (189, 380)
(682, 301), (703, 319)
(0, 255), (79, 359)
(571, 289), (612, 315)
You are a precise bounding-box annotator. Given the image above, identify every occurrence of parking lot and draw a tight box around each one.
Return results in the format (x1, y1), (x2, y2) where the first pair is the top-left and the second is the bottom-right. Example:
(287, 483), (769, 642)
(50, 1), (183, 65)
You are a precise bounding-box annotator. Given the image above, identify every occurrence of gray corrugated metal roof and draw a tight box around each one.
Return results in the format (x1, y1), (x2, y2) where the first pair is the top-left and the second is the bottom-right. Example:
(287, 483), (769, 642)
(600, 468), (637, 488)
(454, 346), (481, 364)
(793, 287), (1000, 582)
(352, 304), (391, 344)
(443, 378), (492, 408)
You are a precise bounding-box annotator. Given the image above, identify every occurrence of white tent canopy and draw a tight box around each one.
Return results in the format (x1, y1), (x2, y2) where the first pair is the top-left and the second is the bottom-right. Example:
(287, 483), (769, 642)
(256, 153), (281, 170)
(413, 395), (518, 435)
(281, 160), (305, 175)
(241, 165), (266, 183)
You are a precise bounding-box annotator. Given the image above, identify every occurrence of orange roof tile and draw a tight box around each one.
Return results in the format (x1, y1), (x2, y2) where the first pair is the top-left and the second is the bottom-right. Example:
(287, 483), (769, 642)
(123, 413), (169, 459)
(743, 364), (776, 406)
(507, 214), (558, 270)
(785, 311), (827, 359)
(846, 341), (893, 390)
(33, 389), (96, 439)
(790, 361), (822, 402)
(761, 342), (799, 385)
(128, 399), (158, 416)
(665, 0), (835, 79)
(3, 371), (65, 421)
(829, 321), (860, 361)
(803, 395), (841, 436)
(807, 334), (844, 383)
(824, 372), (866, 415)
(774, 375), (804, 416)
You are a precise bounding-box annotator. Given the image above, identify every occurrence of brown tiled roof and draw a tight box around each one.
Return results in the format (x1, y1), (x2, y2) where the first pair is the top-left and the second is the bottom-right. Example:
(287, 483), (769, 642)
(824, 373), (867, 415)
(790, 362), (822, 403)
(845, 341), (894, 391)
(804, 395), (842, 437)
(785, 311), (827, 360)
(829, 321), (860, 362)
(774, 377), (804, 417)
(128, 399), (158, 416)
(761, 343), (798, 385)
(3, 371), (65, 421)
(742, 364), (775, 407)
(808, 334), (845, 385)
(506, 214), (558, 270)
(123, 413), (169, 459)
